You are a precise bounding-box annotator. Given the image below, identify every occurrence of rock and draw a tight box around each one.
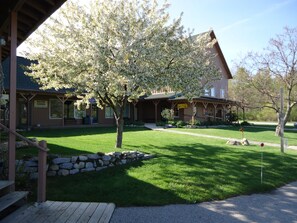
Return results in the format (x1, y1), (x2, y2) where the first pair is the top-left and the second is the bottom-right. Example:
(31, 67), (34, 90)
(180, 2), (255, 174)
(52, 158), (71, 165)
(25, 161), (38, 167)
(48, 154), (59, 159)
(79, 155), (88, 161)
(102, 155), (111, 161)
(58, 169), (69, 176)
(109, 163), (115, 167)
(59, 163), (73, 170)
(81, 167), (95, 172)
(226, 140), (240, 145)
(96, 166), (107, 172)
(85, 162), (94, 168)
(143, 154), (154, 160)
(121, 159), (127, 165)
(70, 169), (79, 175)
(103, 160), (110, 166)
(29, 157), (38, 162)
(97, 160), (104, 167)
(47, 171), (57, 177)
(87, 154), (99, 160)
(137, 153), (144, 158)
(110, 157), (116, 163)
(93, 161), (97, 168)
(30, 172), (38, 180)
(241, 138), (250, 146)
(74, 162), (85, 169)
(71, 156), (78, 163)
(114, 152), (122, 157)
(49, 164), (59, 171)
(24, 167), (37, 173)
(16, 141), (29, 148)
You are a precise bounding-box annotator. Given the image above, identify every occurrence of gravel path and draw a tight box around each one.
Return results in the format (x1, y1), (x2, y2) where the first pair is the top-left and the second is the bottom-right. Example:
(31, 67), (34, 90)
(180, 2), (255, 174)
(110, 181), (297, 223)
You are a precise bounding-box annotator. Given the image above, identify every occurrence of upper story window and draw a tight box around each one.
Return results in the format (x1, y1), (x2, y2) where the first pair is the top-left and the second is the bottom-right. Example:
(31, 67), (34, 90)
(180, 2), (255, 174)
(204, 89), (210, 96)
(220, 89), (225, 98)
(210, 88), (215, 97)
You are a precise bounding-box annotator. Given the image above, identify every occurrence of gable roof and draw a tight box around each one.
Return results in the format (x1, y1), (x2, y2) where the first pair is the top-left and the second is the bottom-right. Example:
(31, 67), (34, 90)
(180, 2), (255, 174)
(193, 30), (232, 79)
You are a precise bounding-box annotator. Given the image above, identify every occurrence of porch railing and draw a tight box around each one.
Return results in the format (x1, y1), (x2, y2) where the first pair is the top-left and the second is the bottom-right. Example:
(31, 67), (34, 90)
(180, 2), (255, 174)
(0, 122), (48, 203)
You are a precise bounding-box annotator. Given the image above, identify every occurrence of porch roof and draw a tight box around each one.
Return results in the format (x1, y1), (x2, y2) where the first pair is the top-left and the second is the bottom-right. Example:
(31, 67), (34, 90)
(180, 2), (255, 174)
(2, 56), (67, 94)
(0, 0), (67, 61)
(144, 92), (182, 100)
(170, 95), (235, 104)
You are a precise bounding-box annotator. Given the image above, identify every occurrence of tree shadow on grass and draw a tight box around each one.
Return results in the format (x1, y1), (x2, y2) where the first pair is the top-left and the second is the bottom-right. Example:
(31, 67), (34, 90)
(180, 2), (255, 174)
(44, 161), (187, 207)
(126, 142), (297, 202)
(21, 126), (149, 138)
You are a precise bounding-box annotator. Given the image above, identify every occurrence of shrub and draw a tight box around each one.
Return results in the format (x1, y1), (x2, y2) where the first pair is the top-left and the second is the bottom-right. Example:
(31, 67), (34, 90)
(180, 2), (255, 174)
(176, 120), (186, 128)
(161, 109), (174, 122)
(167, 120), (176, 126)
(241, 121), (251, 126)
(188, 119), (200, 126)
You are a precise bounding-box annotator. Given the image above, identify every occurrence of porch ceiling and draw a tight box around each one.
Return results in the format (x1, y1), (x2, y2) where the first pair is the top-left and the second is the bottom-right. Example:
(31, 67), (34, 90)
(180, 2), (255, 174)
(0, 0), (67, 61)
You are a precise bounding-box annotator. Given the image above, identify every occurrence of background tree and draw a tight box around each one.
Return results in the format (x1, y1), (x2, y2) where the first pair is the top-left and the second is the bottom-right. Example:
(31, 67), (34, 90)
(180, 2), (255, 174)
(229, 67), (259, 121)
(25, 0), (221, 148)
(242, 27), (297, 135)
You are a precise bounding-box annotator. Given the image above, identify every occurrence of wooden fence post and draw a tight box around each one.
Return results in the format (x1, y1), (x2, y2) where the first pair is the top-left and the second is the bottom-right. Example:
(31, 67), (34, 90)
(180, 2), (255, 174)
(38, 140), (47, 203)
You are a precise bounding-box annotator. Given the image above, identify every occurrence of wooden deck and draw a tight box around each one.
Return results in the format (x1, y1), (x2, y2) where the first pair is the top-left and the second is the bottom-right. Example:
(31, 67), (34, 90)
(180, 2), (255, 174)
(1, 201), (115, 223)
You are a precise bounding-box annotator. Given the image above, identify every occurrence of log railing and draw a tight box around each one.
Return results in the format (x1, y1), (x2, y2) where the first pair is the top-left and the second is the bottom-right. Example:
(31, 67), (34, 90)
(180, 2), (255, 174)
(0, 123), (48, 203)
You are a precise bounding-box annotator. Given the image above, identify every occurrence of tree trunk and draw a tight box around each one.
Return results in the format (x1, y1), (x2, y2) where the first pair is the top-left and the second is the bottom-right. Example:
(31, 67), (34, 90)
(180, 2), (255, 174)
(115, 115), (124, 148)
(242, 107), (246, 121)
(275, 114), (281, 136)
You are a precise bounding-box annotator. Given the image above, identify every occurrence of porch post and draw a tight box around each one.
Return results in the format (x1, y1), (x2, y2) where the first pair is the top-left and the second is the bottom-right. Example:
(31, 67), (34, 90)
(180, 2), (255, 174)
(222, 105), (226, 121)
(191, 101), (197, 125)
(153, 100), (159, 123)
(37, 140), (47, 203)
(202, 102), (208, 121)
(8, 11), (17, 184)
(213, 104), (217, 121)
(132, 101), (137, 121)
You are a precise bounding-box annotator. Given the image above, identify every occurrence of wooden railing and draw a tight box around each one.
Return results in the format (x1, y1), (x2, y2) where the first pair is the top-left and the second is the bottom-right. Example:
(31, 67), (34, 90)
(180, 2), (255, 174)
(0, 123), (48, 203)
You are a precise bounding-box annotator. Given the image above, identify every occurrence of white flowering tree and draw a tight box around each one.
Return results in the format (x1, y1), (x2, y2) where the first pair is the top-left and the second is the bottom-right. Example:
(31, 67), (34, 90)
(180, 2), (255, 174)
(25, 0), (220, 148)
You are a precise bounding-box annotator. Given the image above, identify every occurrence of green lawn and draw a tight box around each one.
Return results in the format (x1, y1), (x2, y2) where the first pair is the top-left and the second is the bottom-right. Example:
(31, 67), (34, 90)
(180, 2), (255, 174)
(19, 127), (297, 206)
(172, 126), (297, 146)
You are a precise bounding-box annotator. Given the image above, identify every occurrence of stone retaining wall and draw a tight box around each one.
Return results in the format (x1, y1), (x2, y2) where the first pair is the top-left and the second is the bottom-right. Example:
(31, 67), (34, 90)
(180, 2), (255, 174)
(16, 151), (153, 179)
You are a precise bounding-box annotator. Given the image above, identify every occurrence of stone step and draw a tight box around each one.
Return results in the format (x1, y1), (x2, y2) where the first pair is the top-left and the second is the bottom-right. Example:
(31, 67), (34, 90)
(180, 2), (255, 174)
(0, 191), (28, 214)
(0, 181), (14, 192)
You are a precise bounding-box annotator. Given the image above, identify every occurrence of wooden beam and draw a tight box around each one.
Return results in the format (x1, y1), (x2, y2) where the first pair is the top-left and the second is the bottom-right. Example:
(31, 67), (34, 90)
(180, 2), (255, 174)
(8, 11), (17, 186)
(25, 0), (48, 14)
(152, 100), (159, 123)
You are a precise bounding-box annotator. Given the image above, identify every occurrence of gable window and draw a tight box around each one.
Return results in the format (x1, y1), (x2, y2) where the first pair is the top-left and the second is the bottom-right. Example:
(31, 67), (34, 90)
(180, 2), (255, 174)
(204, 89), (210, 96)
(105, 106), (114, 119)
(210, 88), (215, 97)
(49, 99), (63, 119)
(220, 89), (225, 98)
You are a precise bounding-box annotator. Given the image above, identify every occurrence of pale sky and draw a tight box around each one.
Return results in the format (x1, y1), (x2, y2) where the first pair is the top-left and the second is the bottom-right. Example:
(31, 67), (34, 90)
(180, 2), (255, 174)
(18, 0), (297, 72)
(166, 0), (297, 70)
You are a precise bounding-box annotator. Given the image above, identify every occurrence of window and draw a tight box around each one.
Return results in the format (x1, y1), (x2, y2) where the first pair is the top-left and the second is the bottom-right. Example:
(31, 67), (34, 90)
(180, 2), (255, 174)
(220, 89), (225, 98)
(34, 100), (48, 108)
(124, 105), (130, 118)
(211, 88), (215, 97)
(49, 99), (63, 119)
(204, 89), (210, 96)
(105, 106), (114, 119)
